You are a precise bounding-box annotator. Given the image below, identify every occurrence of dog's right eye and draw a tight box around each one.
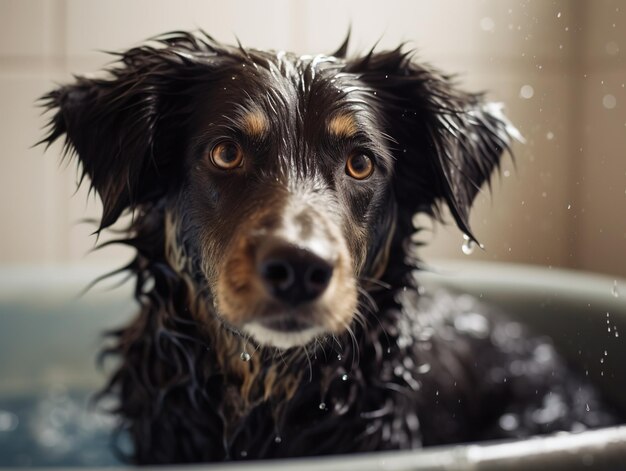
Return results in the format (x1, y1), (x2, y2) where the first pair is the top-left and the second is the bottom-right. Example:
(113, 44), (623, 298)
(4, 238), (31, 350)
(209, 141), (244, 170)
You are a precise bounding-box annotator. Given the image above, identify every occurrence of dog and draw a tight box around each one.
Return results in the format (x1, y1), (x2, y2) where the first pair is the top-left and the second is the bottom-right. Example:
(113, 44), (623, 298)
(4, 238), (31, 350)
(39, 31), (618, 463)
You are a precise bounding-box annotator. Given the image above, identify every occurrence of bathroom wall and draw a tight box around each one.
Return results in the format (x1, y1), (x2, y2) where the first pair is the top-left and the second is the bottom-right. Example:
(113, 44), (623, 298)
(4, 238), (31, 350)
(0, 0), (624, 278)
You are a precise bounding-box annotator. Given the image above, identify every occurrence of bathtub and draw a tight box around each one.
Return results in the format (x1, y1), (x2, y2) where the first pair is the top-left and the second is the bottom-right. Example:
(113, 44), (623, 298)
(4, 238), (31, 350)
(0, 262), (625, 469)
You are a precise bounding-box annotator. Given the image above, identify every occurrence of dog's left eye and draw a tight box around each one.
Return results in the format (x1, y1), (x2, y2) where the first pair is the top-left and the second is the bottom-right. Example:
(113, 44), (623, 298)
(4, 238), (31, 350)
(346, 153), (374, 180)
(210, 141), (244, 170)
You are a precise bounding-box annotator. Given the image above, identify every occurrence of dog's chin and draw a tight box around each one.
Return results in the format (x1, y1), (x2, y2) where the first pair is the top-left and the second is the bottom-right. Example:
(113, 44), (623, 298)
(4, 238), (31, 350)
(242, 320), (326, 349)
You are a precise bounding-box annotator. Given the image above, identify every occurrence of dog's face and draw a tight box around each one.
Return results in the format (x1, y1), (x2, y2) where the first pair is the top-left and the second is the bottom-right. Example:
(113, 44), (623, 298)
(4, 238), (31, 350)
(41, 33), (514, 350)
(173, 56), (396, 348)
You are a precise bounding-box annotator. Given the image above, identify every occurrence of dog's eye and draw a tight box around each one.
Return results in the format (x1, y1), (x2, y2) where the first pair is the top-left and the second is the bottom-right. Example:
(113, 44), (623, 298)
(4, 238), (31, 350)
(210, 141), (244, 170)
(346, 153), (374, 180)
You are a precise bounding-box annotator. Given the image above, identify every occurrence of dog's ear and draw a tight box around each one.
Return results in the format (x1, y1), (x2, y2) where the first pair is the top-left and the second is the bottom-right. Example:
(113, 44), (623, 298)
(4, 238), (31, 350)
(346, 47), (518, 240)
(39, 32), (222, 230)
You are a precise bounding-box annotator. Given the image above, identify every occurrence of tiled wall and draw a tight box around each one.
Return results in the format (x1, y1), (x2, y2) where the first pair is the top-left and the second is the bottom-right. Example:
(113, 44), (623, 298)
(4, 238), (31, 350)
(0, 0), (624, 277)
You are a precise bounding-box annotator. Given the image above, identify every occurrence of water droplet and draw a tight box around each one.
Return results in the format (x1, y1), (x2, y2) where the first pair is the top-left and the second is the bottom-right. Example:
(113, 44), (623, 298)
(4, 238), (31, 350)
(462, 234), (475, 255)
(417, 363), (431, 374)
(586, 403), (590, 412)
(603, 94), (617, 109)
(341, 374), (348, 381)
(611, 280), (619, 298)
(567, 204), (571, 209)
(616, 331), (620, 338)
(240, 450), (248, 457)
(546, 131), (555, 140)
(435, 390), (439, 396)
(604, 350), (608, 356)
(0, 410), (19, 432)
(337, 354), (342, 361)
(274, 436), (282, 443)
(319, 402), (326, 410)
(520, 84), (534, 99)
(240, 351), (251, 362)
(386, 347), (391, 354)
(606, 41), (620, 55)
(480, 17), (495, 32)
(499, 413), (520, 431)
(600, 358), (604, 364)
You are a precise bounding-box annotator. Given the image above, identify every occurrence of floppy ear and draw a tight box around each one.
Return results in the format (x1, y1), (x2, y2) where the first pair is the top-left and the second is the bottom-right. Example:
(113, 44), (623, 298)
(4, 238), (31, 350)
(39, 32), (224, 230)
(346, 47), (518, 240)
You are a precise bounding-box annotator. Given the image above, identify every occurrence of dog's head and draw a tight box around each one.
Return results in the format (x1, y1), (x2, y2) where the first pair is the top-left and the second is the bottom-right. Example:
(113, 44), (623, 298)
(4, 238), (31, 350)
(41, 32), (514, 350)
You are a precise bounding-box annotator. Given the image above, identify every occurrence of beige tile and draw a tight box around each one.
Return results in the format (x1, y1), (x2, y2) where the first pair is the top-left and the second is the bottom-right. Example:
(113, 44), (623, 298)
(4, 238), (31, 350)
(581, 0), (626, 67)
(296, 0), (578, 65)
(575, 69), (626, 277)
(0, 0), (63, 57)
(65, 0), (292, 58)
(0, 75), (66, 263)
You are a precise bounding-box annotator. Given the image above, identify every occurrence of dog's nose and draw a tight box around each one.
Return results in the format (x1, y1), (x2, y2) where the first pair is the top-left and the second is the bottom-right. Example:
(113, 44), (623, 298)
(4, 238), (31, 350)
(258, 245), (334, 305)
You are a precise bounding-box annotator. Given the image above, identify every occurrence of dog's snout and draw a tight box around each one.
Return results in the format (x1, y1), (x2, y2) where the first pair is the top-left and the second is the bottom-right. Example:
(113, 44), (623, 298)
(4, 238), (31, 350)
(258, 245), (334, 305)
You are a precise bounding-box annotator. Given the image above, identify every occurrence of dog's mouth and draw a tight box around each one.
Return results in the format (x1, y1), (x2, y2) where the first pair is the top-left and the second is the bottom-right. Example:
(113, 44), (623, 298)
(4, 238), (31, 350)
(258, 315), (313, 332)
(242, 315), (326, 350)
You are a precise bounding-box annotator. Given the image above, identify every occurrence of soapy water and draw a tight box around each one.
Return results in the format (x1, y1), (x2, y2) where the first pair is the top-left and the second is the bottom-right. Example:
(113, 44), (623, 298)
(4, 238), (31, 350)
(0, 386), (125, 467)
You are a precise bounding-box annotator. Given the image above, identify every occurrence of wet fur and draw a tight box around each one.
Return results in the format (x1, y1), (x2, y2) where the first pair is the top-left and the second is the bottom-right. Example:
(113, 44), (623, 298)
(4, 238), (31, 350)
(40, 32), (618, 463)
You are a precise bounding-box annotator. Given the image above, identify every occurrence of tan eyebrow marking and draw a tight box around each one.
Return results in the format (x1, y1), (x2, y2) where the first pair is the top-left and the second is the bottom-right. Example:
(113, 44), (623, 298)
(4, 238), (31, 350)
(327, 113), (358, 138)
(241, 109), (269, 138)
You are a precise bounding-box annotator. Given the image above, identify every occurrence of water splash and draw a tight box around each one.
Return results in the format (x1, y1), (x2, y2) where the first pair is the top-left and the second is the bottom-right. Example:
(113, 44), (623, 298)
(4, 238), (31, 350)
(240, 351), (251, 362)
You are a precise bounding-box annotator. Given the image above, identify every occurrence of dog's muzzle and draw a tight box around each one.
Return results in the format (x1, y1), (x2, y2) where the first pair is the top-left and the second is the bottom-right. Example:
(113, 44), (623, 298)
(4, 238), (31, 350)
(215, 192), (357, 349)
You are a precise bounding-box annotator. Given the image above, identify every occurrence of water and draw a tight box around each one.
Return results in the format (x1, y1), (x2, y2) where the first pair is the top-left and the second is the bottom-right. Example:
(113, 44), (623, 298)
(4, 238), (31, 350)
(461, 234), (475, 255)
(520, 84), (534, 99)
(0, 389), (123, 467)
(240, 351), (251, 362)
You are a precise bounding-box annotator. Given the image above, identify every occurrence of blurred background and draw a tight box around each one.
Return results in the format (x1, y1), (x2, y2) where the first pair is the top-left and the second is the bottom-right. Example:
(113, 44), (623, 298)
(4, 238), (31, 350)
(1, 0), (625, 278)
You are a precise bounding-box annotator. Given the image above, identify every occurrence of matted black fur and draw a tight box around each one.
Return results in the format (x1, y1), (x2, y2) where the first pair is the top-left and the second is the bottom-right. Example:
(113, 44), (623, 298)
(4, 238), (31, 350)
(39, 32), (618, 464)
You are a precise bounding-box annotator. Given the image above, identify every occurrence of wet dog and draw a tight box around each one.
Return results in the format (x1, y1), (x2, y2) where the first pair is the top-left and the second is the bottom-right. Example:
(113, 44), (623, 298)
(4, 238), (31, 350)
(40, 32), (617, 463)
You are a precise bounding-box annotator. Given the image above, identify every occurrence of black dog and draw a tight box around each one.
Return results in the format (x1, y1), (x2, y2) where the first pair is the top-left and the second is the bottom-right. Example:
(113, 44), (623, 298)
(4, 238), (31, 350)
(40, 32), (617, 463)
